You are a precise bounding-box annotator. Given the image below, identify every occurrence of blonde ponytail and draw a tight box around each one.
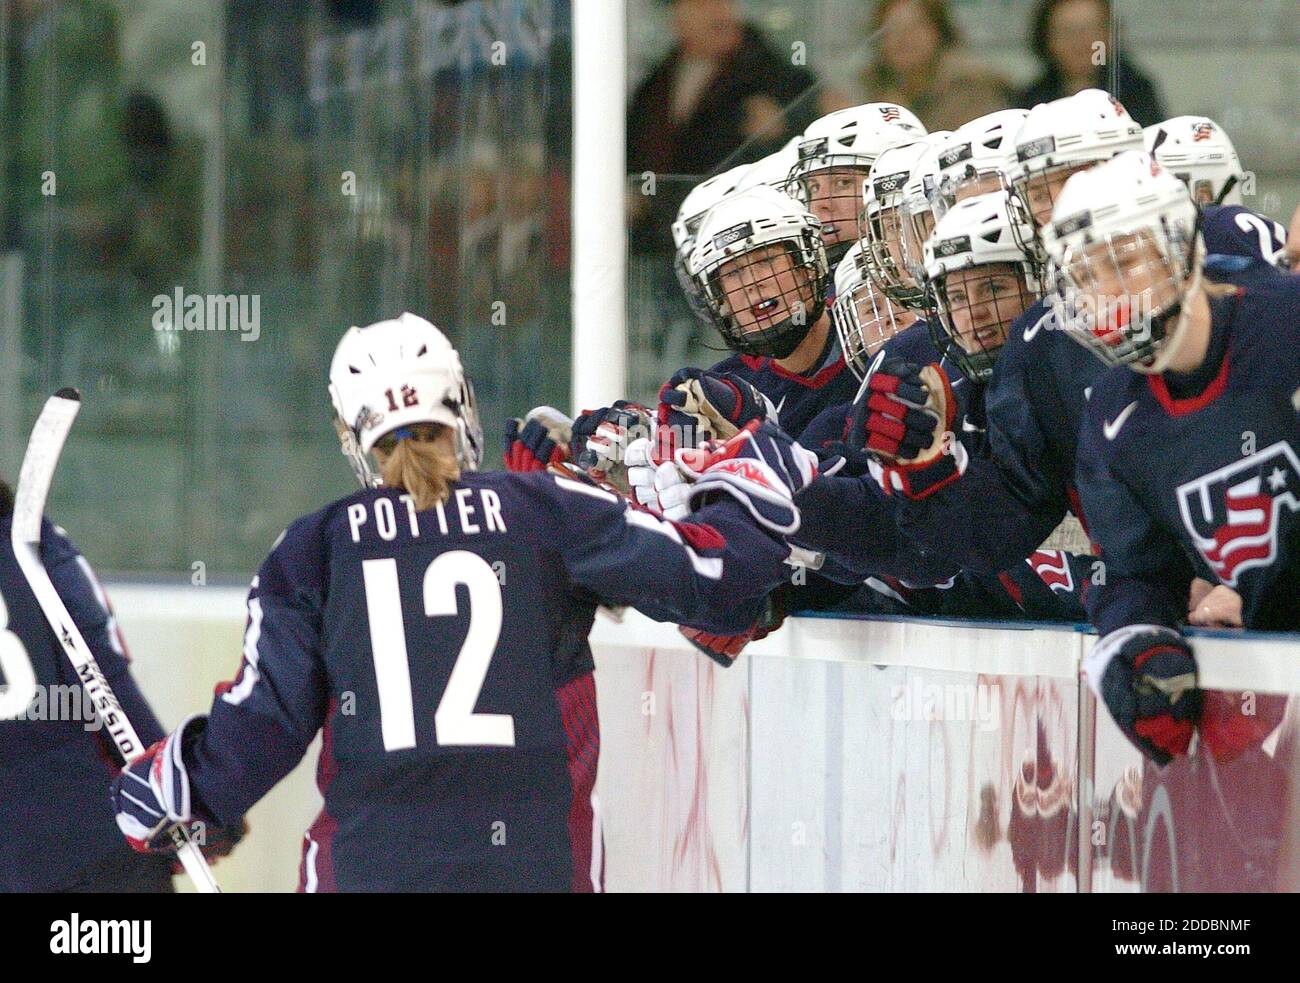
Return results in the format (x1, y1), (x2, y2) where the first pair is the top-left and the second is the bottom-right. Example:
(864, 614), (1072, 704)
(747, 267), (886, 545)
(374, 424), (460, 511)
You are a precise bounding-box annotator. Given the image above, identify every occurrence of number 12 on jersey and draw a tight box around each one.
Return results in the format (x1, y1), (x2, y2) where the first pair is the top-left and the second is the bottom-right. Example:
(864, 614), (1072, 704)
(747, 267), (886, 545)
(362, 550), (515, 752)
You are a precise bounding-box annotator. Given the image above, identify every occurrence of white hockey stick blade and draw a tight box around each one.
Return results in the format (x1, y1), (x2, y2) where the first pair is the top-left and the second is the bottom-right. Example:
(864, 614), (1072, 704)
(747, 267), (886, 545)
(12, 389), (220, 893)
(11, 388), (80, 548)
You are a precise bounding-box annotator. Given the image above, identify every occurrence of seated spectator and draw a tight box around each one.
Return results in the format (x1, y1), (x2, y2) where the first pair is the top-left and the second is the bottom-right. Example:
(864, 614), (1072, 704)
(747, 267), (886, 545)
(1018, 0), (1167, 125)
(627, 0), (832, 257)
(862, 0), (1011, 133)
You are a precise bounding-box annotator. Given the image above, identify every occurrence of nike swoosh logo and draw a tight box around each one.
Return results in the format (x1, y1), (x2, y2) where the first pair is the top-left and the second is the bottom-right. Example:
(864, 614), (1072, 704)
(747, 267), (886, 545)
(775, 395), (787, 416)
(1103, 401), (1138, 441)
(1023, 311), (1053, 342)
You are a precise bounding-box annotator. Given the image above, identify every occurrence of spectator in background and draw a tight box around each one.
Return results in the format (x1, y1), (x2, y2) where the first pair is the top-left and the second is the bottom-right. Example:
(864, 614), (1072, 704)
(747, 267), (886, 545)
(1018, 0), (1166, 125)
(627, 0), (835, 257)
(626, 0), (842, 396)
(862, 0), (1011, 133)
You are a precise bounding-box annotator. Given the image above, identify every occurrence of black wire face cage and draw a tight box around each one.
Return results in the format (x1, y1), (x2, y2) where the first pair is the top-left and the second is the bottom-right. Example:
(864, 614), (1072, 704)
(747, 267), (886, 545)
(790, 162), (872, 267)
(704, 236), (828, 359)
(833, 271), (918, 380)
(1055, 223), (1196, 368)
(862, 200), (928, 308)
(449, 376), (485, 471)
(928, 261), (1040, 382)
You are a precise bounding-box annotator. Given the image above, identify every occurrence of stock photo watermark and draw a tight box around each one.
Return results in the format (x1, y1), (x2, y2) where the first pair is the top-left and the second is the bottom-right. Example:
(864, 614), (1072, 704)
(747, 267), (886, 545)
(152, 288), (261, 342)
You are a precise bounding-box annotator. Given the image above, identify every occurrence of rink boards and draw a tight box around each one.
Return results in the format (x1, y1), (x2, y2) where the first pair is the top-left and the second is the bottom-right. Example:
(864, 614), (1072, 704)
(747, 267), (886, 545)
(107, 585), (1300, 892)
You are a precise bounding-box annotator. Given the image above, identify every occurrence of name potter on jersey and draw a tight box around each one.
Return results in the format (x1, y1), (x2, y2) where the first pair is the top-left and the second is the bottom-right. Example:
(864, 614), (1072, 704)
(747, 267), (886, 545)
(345, 487), (508, 542)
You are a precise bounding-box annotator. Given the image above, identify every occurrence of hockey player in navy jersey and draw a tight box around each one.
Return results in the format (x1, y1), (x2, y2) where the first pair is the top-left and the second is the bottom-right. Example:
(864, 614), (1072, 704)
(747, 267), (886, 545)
(1045, 153), (1300, 763)
(666, 183), (861, 441)
(802, 188), (1093, 621)
(0, 479), (177, 891)
(842, 92), (1290, 582)
(109, 313), (809, 892)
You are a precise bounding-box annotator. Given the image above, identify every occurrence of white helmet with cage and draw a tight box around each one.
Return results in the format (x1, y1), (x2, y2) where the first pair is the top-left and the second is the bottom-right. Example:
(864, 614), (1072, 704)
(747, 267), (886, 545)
(832, 240), (919, 380)
(328, 312), (484, 487)
(860, 134), (948, 308)
(672, 163), (754, 255)
(688, 184), (829, 359)
(936, 109), (1030, 204)
(787, 103), (927, 265)
(1042, 151), (1202, 374)
(1008, 88), (1144, 233)
(1143, 115), (1244, 207)
(673, 164), (754, 322)
(922, 190), (1042, 382)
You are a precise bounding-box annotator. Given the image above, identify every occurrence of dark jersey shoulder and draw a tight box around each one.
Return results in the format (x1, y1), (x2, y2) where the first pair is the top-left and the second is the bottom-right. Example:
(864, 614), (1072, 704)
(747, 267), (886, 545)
(710, 333), (859, 440)
(1201, 204), (1288, 279)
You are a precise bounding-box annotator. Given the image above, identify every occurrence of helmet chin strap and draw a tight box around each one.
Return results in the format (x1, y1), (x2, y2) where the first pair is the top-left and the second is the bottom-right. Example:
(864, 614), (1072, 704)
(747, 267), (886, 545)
(1134, 237), (1205, 376)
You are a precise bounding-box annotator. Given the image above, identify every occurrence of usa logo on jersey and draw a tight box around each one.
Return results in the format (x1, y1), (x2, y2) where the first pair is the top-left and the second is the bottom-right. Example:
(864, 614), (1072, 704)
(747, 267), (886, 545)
(1176, 441), (1300, 586)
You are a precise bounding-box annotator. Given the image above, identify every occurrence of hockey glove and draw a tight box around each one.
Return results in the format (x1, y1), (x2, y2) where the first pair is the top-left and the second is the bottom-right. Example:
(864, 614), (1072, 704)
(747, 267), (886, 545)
(657, 368), (773, 453)
(678, 420), (818, 536)
(504, 406), (573, 473)
(848, 359), (962, 499)
(1087, 627), (1201, 766)
(570, 401), (654, 494)
(112, 714), (207, 853)
(679, 591), (787, 667)
(625, 435), (693, 518)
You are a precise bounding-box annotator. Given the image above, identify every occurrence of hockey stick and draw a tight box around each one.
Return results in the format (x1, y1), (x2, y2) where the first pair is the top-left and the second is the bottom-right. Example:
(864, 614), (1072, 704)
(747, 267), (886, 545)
(12, 389), (221, 893)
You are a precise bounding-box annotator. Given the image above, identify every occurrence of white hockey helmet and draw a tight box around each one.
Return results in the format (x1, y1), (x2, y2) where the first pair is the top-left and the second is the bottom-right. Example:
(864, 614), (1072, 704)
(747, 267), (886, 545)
(832, 240), (918, 380)
(673, 164), (754, 322)
(936, 109), (1030, 203)
(1144, 115), (1244, 207)
(1042, 151), (1201, 373)
(1008, 89), (1144, 232)
(860, 135), (945, 308)
(688, 184), (829, 359)
(787, 103), (927, 265)
(328, 313), (484, 487)
(734, 137), (802, 194)
(923, 190), (1042, 382)
(672, 163), (754, 255)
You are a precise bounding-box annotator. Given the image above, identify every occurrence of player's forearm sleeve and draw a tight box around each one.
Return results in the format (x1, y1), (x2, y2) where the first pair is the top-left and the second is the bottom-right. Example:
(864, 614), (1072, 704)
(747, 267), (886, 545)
(792, 474), (959, 584)
(894, 456), (1065, 574)
(549, 477), (788, 634)
(1076, 420), (1192, 636)
(185, 528), (329, 826)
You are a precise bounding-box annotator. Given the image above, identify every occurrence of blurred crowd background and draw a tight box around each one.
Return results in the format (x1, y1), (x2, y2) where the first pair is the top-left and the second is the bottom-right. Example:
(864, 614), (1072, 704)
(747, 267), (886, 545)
(0, 0), (1296, 577)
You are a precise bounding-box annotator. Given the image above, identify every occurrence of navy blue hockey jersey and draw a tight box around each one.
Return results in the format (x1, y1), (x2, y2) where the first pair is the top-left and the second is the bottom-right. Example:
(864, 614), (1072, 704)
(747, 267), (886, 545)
(787, 321), (974, 587)
(0, 513), (167, 891)
(793, 320), (1090, 619)
(891, 203), (1292, 575)
(1077, 278), (1300, 635)
(710, 327), (861, 442)
(182, 470), (789, 892)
